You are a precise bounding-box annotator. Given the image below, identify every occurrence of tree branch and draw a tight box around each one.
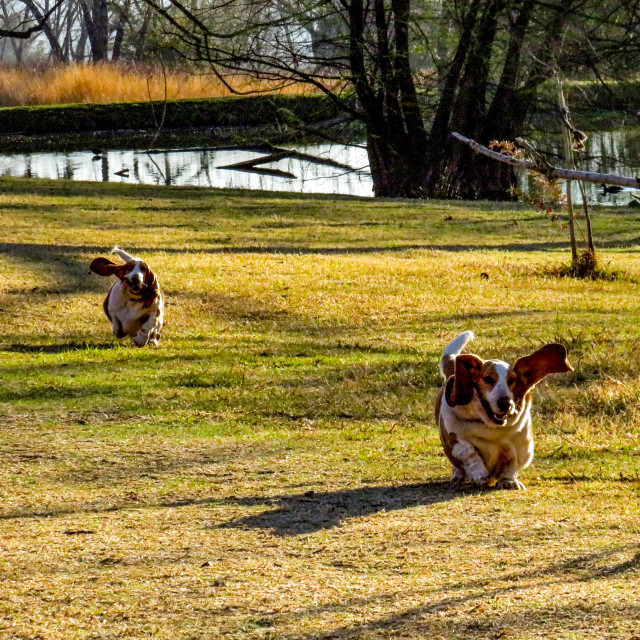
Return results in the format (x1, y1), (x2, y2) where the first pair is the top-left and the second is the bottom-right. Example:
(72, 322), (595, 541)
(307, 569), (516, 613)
(451, 131), (640, 189)
(1, 0), (65, 39)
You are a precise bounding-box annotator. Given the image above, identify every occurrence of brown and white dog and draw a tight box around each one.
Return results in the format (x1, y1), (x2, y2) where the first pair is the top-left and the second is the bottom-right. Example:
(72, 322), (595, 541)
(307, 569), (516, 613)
(90, 247), (164, 347)
(435, 331), (572, 490)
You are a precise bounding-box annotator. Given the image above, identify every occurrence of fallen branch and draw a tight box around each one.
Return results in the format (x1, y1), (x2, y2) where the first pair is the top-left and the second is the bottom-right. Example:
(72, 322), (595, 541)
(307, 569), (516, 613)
(217, 144), (357, 179)
(218, 153), (296, 179)
(451, 131), (640, 189)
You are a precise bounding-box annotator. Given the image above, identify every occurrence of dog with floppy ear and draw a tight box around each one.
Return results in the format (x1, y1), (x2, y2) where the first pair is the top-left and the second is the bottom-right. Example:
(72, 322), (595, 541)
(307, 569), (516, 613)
(90, 247), (164, 347)
(435, 331), (572, 490)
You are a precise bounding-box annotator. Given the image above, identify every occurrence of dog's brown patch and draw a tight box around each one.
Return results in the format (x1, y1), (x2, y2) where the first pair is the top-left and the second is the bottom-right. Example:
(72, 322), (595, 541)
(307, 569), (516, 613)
(439, 426), (463, 470)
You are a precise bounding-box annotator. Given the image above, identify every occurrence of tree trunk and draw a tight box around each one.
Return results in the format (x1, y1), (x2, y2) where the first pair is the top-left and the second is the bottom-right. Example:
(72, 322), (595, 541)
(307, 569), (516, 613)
(133, 6), (152, 59)
(350, 0), (430, 197)
(78, 0), (109, 62)
(419, 0), (565, 200)
(112, 6), (128, 61)
(367, 129), (430, 197)
(74, 20), (88, 61)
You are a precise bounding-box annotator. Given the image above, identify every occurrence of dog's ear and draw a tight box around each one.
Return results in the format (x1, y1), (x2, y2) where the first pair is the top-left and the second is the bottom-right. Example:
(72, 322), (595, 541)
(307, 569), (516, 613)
(446, 354), (483, 406)
(514, 343), (573, 390)
(144, 266), (158, 293)
(90, 257), (126, 279)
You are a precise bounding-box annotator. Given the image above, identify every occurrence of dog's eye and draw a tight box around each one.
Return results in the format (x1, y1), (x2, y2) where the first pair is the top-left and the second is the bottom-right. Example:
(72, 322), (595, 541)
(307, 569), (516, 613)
(483, 376), (496, 385)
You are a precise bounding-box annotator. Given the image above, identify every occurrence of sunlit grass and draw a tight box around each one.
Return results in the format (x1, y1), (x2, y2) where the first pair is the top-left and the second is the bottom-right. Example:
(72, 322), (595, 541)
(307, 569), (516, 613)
(0, 178), (638, 639)
(0, 63), (324, 106)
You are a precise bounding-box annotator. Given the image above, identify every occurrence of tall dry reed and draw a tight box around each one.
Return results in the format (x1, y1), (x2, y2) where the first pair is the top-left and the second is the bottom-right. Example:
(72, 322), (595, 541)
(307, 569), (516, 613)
(0, 63), (319, 106)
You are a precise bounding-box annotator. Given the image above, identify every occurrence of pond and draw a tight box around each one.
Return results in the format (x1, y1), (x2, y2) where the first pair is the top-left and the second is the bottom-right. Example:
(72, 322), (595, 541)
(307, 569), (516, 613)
(0, 143), (374, 197)
(0, 130), (639, 203)
(527, 128), (640, 206)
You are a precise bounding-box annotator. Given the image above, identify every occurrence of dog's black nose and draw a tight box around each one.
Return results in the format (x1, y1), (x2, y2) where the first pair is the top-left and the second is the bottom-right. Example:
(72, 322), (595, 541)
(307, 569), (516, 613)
(496, 397), (512, 412)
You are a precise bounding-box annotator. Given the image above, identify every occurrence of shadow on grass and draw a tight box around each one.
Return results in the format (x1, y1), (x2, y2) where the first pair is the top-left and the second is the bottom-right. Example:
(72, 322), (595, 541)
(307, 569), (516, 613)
(291, 601), (640, 640)
(0, 241), (106, 295)
(5, 238), (640, 265)
(277, 545), (640, 638)
(216, 481), (469, 536)
(0, 383), (125, 402)
(5, 341), (117, 354)
(0, 480), (464, 528)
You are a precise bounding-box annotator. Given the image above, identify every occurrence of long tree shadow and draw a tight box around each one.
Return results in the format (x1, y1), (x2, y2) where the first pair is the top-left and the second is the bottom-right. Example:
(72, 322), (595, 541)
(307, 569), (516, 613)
(277, 544), (640, 639)
(295, 601), (640, 640)
(216, 481), (472, 536)
(5, 238), (640, 263)
(0, 242), (107, 295)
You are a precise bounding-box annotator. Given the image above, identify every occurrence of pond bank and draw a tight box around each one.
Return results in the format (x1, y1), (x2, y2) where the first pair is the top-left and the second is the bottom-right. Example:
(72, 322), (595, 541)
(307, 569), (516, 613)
(0, 91), (633, 154)
(0, 94), (352, 153)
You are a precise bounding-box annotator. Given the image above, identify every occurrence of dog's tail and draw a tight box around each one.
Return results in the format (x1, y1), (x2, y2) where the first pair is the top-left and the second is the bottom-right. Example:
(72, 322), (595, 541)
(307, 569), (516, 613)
(111, 246), (136, 263)
(440, 331), (474, 379)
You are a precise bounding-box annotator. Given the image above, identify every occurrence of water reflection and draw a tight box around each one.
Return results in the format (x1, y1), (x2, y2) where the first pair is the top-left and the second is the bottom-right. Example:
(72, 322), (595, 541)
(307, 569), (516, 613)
(0, 143), (373, 197)
(0, 131), (638, 203)
(526, 129), (640, 205)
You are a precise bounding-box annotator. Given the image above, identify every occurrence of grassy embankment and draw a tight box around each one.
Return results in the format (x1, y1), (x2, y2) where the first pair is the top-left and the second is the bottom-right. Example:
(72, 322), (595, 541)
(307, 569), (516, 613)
(0, 179), (639, 639)
(0, 93), (346, 153)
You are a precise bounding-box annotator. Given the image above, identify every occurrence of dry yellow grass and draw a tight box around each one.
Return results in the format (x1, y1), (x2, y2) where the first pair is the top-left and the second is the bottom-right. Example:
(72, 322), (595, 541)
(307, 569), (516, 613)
(0, 63), (321, 106)
(0, 179), (639, 639)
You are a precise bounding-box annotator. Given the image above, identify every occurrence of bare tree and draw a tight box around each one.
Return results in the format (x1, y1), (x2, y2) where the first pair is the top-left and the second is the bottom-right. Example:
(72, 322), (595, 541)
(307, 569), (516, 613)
(77, 0), (108, 60)
(0, 1), (32, 63)
(137, 0), (640, 199)
(18, 0), (66, 61)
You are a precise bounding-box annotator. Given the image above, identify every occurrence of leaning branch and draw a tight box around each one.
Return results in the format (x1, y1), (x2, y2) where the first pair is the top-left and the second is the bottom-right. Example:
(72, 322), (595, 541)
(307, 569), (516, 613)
(0, 0), (65, 39)
(451, 131), (640, 189)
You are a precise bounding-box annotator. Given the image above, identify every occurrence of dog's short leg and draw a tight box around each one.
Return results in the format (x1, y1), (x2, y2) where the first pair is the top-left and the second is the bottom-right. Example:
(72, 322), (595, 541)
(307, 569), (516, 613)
(132, 331), (150, 347)
(112, 318), (125, 339)
(148, 325), (161, 346)
(451, 440), (489, 487)
(450, 467), (466, 486)
(495, 455), (526, 490)
(133, 311), (158, 347)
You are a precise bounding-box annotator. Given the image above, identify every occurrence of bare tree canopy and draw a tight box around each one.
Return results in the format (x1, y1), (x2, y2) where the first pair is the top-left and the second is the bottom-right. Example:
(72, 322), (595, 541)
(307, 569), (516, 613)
(0, 0), (156, 62)
(1, 0), (639, 199)
(138, 0), (640, 199)
(0, 0), (63, 39)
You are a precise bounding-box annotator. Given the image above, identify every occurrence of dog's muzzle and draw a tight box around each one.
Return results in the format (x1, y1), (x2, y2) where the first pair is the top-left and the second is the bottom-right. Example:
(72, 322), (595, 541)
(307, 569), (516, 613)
(126, 274), (144, 291)
(481, 397), (509, 426)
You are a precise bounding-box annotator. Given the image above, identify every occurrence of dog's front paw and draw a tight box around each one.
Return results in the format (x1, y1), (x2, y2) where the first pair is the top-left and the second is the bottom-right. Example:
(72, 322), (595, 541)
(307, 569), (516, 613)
(132, 333), (150, 347)
(469, 471), (489, 488)
(450, 468), (466, 487)
(496, 478), (526, 491)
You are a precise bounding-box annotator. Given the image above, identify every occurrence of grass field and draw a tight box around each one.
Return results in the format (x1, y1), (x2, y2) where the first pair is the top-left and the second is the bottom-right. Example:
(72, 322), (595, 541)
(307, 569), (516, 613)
(0, 179), (639, 639)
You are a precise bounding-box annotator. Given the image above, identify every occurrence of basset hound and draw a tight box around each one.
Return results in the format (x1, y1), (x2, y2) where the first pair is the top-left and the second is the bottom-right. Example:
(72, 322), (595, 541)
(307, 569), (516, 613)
(90, 247), (164, 347)
(435, 331), (572, 490)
